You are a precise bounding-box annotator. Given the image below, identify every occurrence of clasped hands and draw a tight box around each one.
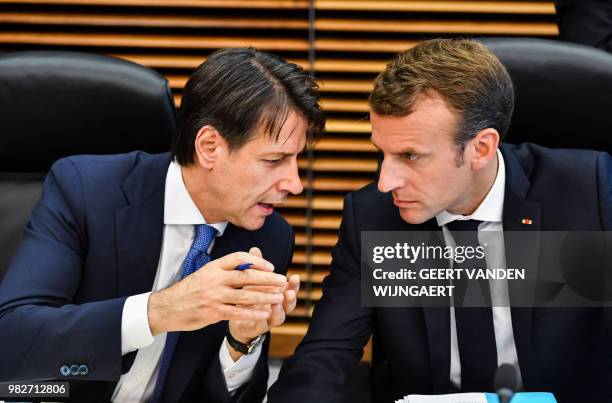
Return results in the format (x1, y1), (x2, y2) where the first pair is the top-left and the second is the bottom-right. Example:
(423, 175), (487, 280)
(148, 247), (299, 357)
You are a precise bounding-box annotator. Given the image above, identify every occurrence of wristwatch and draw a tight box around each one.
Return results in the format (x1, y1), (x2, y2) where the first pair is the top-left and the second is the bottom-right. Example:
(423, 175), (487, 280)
(226, 325), (267, 355)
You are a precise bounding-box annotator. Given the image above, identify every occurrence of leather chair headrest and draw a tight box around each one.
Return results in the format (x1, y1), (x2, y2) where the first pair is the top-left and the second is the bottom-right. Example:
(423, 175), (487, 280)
(0, 51), (177, 172)
(480, 38), (612, 153)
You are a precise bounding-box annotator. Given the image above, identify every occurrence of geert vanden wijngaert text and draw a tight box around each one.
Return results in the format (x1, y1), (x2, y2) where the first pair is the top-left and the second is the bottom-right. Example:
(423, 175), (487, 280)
(369, 242), (525, 297)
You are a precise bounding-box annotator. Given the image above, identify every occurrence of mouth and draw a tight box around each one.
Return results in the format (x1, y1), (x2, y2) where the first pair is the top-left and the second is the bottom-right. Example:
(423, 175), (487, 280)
(393, 198), (418, 208)
(256, 201), (284, 215)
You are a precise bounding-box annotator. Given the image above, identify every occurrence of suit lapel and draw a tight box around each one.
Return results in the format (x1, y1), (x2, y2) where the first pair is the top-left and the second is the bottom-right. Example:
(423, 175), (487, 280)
(500, 144), (542, 385)
(115, 153), (171, 297)
(164, 323), (227, 402)
(210, 224), (252, 260)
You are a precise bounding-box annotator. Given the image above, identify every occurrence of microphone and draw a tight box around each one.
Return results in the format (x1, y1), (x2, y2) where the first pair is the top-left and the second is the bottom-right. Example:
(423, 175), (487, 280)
(494, 363), (519, 403)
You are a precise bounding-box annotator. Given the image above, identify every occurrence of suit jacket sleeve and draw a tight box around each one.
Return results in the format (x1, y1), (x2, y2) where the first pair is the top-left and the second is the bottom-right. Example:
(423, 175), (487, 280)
(0, 158), (126, 382)
(267, 193), (373, 403)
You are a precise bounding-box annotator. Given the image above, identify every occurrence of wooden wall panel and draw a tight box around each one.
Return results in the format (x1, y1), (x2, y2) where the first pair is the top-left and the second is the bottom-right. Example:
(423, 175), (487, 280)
(0, 0), (558, 359)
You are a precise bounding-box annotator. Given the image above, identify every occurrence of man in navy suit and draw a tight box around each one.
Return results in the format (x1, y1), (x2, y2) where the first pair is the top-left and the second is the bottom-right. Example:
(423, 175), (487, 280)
(0, 48), (325, 402)
(269, 39), (612, 402)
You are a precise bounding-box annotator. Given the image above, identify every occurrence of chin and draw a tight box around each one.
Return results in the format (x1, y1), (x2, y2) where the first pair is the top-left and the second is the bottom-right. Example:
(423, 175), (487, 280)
(399, 208), (432, 225)
(239, 216), (267, 231)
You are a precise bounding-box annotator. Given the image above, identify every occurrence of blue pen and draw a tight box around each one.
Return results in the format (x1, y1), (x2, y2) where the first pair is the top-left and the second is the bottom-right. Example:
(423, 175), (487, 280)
(235, 263), (252, 271)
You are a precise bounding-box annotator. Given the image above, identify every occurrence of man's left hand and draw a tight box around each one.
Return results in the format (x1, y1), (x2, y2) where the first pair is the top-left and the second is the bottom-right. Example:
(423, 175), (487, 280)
(227, 247), (299, 360)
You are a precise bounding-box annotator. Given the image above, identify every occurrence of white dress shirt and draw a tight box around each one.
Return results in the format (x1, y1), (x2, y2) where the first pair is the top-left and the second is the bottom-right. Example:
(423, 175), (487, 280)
(111, 161), (261, 403)
(435, 149), (522, 390)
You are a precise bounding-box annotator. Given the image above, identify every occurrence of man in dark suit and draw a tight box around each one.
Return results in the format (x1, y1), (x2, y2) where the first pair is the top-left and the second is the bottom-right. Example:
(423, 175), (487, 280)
(269, 39), (612, 402)
(0, 48), (325, 402)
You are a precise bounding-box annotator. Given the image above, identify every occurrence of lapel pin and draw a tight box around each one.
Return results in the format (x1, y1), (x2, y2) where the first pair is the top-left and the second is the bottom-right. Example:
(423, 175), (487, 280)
(520, 218), (533, 225)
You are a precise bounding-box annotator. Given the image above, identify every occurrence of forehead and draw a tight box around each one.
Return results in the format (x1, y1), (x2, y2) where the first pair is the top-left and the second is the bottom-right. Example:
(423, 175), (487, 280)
(370, 92), (458, 151)
(245, 110), (308, 153)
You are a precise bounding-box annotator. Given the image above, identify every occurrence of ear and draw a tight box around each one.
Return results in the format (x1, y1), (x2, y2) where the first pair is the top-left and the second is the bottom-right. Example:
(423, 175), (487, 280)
(193, 125), (222, 169)
(469, 128), (500, 171)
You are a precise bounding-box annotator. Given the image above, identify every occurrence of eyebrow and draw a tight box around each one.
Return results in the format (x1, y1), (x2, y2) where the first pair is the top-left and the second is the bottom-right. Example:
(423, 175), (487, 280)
(265, 152), (294, 158)
(263, 146), (306, 158)
(369, 136), (421, 155)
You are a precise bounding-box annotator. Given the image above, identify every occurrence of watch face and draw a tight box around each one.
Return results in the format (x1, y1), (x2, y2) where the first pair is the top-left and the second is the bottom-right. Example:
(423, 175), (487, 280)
(247, 334), (266, 354)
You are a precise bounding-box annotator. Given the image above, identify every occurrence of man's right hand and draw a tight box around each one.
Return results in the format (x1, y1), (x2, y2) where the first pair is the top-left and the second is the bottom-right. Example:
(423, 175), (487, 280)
(147, 252), (287, 336)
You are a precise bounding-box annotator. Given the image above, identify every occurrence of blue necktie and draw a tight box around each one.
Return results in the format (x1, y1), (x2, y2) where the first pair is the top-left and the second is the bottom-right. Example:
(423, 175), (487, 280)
(150, 224), (218, 403)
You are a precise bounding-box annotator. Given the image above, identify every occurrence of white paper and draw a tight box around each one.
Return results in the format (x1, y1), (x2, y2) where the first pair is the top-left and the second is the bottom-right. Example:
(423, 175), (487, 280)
(396, 393), (488, 403)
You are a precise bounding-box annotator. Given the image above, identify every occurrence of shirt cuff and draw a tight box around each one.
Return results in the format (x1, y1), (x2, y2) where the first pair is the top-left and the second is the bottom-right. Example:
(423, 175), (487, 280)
(120, 292), (155, 356)
(219, 337), (262, 393)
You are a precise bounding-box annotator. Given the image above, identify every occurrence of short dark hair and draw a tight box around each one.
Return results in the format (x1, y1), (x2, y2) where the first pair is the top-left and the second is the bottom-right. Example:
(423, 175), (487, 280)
(369, 38), (514, 156)
(172, 48), (325, 164)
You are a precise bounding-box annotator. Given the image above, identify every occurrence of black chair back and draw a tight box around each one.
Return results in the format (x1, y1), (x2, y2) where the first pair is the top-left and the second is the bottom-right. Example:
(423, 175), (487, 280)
(0, 51), (177, 278)
(480, 37), (612, 153)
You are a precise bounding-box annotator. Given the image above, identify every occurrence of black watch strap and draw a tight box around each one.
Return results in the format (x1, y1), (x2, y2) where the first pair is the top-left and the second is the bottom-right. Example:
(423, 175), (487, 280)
(226, 325), (266, 355)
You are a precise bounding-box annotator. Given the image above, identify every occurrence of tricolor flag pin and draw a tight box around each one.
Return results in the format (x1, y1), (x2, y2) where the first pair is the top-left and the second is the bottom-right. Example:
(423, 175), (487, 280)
(521, 218), (533, 225)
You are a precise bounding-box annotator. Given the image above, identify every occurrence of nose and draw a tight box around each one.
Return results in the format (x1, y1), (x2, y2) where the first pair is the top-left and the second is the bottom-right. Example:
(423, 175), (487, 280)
(279, 158), (304, 195)
(377, 156), (404, 193)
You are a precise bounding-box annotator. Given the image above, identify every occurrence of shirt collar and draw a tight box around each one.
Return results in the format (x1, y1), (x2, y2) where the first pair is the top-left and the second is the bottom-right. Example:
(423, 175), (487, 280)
(435, 148), (505, 227)
(164, 160), (228, 236)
